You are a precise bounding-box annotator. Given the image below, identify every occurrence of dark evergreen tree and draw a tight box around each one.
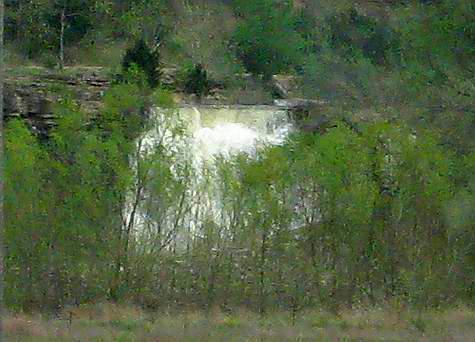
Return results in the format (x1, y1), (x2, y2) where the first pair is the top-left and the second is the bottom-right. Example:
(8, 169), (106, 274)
(122, 38), (160, 88)
(184, 63), (209, 98)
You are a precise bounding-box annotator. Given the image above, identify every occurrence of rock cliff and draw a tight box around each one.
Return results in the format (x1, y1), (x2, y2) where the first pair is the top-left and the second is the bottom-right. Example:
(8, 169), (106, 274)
(3, 66), (331, 135)
(4, 67), (110, 135)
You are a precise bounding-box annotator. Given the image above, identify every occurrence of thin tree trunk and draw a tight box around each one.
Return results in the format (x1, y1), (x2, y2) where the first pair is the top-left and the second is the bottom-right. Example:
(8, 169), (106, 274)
(259, 230), (267, 316)
(59, 8), (65, 69)
(0, 0), (5, 336)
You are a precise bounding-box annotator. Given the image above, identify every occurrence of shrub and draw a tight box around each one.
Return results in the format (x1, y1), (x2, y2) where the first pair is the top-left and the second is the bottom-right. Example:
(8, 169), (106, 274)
(122, 39), (160, 88)
(121, 63), (149, 89)
(169, 3), (240, 84)
(66, 40), (127, 67)
(101, 83), (147, 140)
(327, 8), (400, 65)
(301, 49), (378, 107)
(183, 63), (210, 98)
(232, 0), (305, 79)
(40, 53), (58, 70)
(151, 88), (175, 108)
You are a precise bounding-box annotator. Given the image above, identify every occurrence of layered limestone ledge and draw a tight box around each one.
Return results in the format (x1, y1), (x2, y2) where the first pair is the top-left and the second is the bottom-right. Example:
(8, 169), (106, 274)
(3, 66), (331, 135)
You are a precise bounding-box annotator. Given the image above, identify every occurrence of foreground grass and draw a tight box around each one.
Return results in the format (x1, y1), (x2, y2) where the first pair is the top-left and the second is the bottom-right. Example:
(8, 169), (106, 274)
(5, 304), (475, 341)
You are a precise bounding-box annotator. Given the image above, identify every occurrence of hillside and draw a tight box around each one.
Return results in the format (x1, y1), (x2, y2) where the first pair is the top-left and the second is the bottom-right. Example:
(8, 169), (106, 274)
(2, 1), (474, 340)
(5, 0), (474, 151)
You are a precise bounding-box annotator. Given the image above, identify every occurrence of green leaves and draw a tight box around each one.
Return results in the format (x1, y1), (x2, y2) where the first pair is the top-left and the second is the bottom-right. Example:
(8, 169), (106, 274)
(233, 0), (305, 78)
(121, 39), (161, 89)
(4, 85), (148, 309)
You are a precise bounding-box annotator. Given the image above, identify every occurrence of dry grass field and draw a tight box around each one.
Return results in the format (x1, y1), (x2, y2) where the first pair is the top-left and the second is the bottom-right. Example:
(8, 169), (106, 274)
(4, 303), (475, 341)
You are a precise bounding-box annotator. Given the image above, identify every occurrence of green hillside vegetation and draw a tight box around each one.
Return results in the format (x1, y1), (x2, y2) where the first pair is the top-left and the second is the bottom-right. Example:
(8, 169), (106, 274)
(2, 0), (474, 338)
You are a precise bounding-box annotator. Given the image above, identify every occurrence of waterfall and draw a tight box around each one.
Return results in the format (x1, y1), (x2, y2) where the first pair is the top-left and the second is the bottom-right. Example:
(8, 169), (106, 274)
(188, 105), (291, 160)
(126, 105), (293, 247)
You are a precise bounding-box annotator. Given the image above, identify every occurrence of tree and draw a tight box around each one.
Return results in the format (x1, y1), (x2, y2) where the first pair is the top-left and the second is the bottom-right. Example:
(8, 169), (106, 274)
(327, 7), (399, 65)
(57, 1), (78, 69)
(5, 0), (54, 58)
(184, 63), (209, 98)
(5, 0), (95, 64)
(232, 0), (305, 79)
(49, 0), (97, 68)
(122, 39), (161, 88)
(4, 120), (51, 309)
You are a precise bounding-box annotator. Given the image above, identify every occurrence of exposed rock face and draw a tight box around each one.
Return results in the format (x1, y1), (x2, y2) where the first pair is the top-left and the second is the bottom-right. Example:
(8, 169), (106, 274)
(274, 98), (331, 132)
(270, 75), (299, 98)
(3, 66), (331, 136)
(271, 76), (334, 133)
(4, 67), (110, 135)
(160, 67), (179, 89)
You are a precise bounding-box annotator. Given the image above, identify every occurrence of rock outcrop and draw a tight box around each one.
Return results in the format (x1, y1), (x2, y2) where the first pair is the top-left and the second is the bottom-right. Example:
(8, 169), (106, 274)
(270, 75), (299, 99)
(4, 67), (110, 135)
(3, 66), (332, 136)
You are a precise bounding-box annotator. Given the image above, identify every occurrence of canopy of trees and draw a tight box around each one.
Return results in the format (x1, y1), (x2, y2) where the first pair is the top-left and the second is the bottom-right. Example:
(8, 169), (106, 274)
(4, 88), (475, 312)
(3, 0), (474, 315)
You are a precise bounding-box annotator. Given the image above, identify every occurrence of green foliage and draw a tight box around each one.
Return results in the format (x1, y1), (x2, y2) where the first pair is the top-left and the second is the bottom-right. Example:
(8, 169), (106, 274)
(168, 3), (241, 84)
(151, 88), (175, 108)
(327, 8), (400, 65)
(40, 52), (59, 70)
(301, 48), (378, 106)
(6, 113), (124, 309)
(232, 0), (305, 79)
(446, 151), (475, 298)
(115, 0), (169, 42)
(5, 81), (191, 310)
(100, 83), (146, 140)
(3, 0), (475, 314)
(121, 39), (160, 88)
(4, 120), (50, 310)
(6, 0), (96, 60)
(5, 105), (472, 312)
(121, 63), (149, 89)
(183, 63), (210, 98)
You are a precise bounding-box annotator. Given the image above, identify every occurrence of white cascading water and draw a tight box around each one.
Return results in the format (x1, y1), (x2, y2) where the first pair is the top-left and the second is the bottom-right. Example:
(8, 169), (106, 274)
(184, 105), (291, 160)
(127, 105), (292, 239)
